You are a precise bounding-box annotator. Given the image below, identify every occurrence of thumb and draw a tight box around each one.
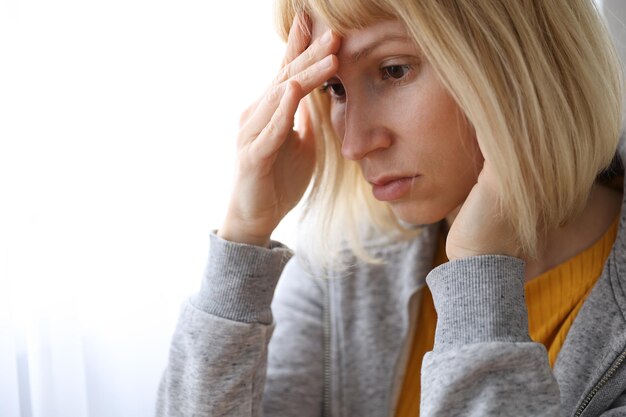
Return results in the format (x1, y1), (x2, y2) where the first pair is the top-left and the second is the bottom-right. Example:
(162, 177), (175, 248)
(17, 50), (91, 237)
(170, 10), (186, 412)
(296, 96), (315, 146)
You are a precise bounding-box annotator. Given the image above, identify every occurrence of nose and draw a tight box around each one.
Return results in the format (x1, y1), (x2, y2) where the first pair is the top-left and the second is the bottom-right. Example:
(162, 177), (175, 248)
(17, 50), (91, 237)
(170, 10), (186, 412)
(340, 99), (392, 161)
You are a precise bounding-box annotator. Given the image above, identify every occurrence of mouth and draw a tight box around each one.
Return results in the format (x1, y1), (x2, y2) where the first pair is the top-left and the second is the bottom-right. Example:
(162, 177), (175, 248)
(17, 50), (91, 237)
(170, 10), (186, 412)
(368, 175), (420, 201)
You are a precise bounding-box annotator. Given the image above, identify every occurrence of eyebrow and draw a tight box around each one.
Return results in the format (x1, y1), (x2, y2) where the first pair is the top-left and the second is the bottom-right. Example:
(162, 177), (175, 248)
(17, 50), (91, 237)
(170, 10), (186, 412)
(347, 34), (414, 64)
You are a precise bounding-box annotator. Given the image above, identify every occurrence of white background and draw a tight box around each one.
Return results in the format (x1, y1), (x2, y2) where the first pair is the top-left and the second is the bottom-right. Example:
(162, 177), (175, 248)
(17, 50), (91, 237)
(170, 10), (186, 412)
(0, 0), (621, 416)
(0, 1), (288, 416)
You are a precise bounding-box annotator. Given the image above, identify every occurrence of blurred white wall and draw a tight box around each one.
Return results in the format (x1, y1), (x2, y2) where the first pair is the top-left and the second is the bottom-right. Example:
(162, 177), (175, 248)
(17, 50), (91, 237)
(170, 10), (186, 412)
(0, 2), (287, 416)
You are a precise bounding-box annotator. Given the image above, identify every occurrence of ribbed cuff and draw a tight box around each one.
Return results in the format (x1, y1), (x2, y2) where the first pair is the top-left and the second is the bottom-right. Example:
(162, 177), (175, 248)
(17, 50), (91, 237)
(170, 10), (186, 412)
(426, 255), (530, 350)
(190, 231), (294, 325)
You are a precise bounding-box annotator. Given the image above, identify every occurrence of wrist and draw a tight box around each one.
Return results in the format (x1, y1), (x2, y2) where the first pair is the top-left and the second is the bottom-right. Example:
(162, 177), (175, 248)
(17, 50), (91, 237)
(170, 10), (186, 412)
(217, 220), (272, 248)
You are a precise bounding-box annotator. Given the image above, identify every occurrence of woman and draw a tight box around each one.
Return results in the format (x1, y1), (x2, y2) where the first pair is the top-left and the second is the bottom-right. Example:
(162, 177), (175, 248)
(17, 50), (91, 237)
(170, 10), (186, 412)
(157, 0), (626, 415)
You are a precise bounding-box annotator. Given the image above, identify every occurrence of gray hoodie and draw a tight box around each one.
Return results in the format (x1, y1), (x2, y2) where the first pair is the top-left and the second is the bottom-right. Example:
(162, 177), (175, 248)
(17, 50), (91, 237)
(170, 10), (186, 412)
(156, 142), (626, 416)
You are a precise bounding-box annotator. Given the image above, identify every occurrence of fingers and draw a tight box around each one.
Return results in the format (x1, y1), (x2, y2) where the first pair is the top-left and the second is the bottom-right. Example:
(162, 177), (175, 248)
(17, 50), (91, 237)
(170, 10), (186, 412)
(242, 54), (337, 140)
(282, 13), (312, 67)
(276, 29), (339, 87)
(295, 95), (311, 136)
(239, 15), (337, 133)
(252, 80), (303, 159)
(295, 95), (314, 147)
(237, 13), (339, 159)
(277, 11), (339, 86)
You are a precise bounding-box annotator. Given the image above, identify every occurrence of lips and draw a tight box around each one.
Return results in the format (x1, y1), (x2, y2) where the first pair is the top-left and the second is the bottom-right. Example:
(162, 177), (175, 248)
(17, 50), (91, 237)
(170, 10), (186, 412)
(368, 175), (417, 186)
(368, 174), (420, 201)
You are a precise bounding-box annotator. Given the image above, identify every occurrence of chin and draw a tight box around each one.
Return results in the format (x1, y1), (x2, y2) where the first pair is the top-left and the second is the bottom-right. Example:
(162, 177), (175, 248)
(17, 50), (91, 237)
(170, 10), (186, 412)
(388, 200), (451, 226)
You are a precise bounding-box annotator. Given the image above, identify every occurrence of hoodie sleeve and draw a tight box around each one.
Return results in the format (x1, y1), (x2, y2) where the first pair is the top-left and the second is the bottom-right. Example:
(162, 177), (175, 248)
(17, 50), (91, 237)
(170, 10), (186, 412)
(155, 231), (325, 417)
(421, 255), (561, 416)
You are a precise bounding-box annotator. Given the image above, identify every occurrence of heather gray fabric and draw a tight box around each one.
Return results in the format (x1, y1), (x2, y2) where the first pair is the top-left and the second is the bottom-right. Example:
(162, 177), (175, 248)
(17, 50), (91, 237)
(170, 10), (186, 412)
(156, 142), (626, 416)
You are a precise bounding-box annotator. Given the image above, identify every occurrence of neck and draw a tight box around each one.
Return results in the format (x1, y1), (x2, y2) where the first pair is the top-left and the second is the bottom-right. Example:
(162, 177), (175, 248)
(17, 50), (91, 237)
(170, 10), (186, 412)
(445, 182), (623, 282)
(523, 183), (622, 282)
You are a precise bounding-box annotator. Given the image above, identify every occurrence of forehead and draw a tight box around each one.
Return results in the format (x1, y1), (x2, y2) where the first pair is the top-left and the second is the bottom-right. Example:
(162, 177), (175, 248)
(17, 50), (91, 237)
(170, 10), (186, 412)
(311, 15), (407, 40)
(310, 16), (412, 61)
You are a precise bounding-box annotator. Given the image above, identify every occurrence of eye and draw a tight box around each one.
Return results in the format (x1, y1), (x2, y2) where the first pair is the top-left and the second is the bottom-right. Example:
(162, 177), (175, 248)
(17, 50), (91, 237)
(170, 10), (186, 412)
(381, 64), (411, 80)
(319, 79), (346, 101)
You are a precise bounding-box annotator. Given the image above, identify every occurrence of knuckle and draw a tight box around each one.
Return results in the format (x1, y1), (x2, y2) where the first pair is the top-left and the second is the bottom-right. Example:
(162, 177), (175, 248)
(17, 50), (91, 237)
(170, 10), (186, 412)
(268, 111), (284, 134)
(275, 66), (289, 83)
(266, 85), (282, 103)
(265, 121), (276, 135)
(303, 46), (315, 62)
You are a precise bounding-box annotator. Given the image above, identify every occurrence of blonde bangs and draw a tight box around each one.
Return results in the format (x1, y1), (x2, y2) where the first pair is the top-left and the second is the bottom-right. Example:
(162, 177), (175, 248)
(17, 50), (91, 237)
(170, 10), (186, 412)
(275, 0), (396, 41)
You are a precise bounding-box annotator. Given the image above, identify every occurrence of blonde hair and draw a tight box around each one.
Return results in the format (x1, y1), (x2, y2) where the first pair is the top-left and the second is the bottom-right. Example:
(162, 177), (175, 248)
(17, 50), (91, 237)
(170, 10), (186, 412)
(274, 0), (624, 271)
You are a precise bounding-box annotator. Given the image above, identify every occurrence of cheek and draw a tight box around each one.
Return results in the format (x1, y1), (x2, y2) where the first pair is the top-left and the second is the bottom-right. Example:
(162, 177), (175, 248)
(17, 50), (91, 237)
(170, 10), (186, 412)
(452, 118), (483, 174)
(330, 106), (345, 140)
(410, 92), (483, 201)
(441, 125), (484, 206)
(438, 123), (482, 182)
(424, 92), (482, 172)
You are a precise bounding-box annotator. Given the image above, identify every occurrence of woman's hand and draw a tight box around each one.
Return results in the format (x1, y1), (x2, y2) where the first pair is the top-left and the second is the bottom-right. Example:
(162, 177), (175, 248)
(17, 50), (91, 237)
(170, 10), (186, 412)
(218, 14), (340, 247)
(445, 161), (523, 260)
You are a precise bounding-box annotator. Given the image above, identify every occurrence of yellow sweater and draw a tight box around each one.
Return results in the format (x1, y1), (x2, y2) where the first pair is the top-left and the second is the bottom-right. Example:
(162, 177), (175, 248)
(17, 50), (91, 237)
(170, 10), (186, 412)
(394, 215), (620, 417)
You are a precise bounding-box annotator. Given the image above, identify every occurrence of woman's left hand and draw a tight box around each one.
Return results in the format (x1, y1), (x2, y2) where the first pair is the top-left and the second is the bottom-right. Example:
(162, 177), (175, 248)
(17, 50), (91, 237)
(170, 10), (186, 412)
(445, 161), (523, 260)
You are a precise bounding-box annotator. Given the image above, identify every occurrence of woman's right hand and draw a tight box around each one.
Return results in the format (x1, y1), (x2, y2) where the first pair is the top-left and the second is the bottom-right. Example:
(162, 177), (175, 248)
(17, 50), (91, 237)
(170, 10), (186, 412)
(218, 14), (340, 247)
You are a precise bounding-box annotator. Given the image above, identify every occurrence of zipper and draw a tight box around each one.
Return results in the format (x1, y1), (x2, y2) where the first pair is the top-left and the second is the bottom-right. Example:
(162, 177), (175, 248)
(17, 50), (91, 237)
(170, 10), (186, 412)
(386, 291), (421, 417)
(322, 278), (332, 417)
(574, 347), (626, 416)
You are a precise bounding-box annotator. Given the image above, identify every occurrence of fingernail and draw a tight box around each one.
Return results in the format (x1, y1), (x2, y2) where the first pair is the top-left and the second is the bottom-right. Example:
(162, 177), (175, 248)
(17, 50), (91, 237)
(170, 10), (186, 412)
(321, 30), (332, 44)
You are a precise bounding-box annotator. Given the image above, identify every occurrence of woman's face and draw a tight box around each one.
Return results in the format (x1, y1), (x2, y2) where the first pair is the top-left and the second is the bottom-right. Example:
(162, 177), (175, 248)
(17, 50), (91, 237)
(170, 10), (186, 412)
(312, 18), (484, 225)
